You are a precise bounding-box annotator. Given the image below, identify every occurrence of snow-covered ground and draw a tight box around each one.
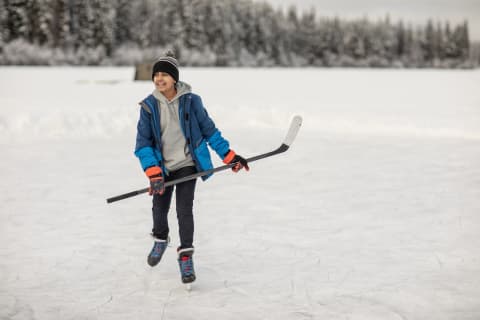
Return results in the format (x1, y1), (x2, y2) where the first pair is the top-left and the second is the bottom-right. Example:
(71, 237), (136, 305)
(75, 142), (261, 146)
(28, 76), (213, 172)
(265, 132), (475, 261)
(1, 67), (479, 320)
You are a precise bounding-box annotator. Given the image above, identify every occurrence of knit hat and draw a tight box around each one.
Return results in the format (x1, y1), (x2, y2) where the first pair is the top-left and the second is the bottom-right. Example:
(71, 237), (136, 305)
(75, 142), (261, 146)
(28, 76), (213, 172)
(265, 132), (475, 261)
(151, 54), (179, 82)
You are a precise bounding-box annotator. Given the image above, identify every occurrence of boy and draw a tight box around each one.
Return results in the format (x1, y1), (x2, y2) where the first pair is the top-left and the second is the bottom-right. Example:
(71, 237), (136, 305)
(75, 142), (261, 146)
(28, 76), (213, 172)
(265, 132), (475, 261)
(134, 53), (248, 284)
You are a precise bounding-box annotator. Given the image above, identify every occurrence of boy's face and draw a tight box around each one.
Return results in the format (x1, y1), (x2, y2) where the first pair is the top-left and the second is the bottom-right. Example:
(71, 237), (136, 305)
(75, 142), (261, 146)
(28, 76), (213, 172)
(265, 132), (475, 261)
(153, 72), (176, 94)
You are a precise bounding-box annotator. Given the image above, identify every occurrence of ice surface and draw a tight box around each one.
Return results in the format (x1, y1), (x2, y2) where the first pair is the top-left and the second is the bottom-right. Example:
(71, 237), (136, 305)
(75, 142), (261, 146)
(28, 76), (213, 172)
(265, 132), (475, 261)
(1, 67), (480, 319)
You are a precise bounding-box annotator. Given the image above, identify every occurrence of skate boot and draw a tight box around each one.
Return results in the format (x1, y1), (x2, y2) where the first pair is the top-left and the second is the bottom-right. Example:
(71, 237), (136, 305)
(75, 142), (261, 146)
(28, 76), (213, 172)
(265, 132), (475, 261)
(147, 237), (169, 267)
(177, 247), (196, 284)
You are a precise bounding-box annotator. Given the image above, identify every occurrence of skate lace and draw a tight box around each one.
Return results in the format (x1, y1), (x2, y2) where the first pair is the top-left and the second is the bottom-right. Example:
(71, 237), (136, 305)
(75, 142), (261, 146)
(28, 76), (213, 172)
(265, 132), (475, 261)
(180, 256), (193, 276)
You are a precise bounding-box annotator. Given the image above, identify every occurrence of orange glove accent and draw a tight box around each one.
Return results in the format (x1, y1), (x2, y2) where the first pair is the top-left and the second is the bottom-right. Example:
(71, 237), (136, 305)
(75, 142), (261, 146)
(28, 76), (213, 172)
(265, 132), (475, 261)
(223, 150), (236, 164)
(223, 150), (249, 172)
(145, 166), (162, 177)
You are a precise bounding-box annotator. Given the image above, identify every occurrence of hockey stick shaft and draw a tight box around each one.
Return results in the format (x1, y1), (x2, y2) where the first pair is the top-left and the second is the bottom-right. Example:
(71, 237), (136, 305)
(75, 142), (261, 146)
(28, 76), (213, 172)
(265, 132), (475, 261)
(106, 116), (301, 204)
(106, 144), (289, 203)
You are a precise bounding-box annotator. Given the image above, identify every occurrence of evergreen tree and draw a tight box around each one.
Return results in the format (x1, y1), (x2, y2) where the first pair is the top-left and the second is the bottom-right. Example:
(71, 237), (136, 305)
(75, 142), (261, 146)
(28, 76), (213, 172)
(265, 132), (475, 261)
(396, 20), (407, 57)
(269, 7), (289, 66)
(283, 5), (299, 64)
(0, 0), (474, 67)
(130, 0), (153, 48)
(167, 0), (186, 56)
(203, 1), (229, 65)
(454, 21), (470, 59)
(90, 0), (115, 55)
(297, 10), (317, 64)
(0, 0), (7, 48)
(70, 0), (95, 48)
(5, 0), (29, 40)
(383, 16), (397, 61)
(183, 0), (208, 51)
(254, 2), (275, 59)
(423, 19), (436, 62)
(240, 3), (257, 55)
(114, 0), (134, 46)
(434, 21), (445, 60)
(148, 0), (171, 47)
(444, 21), (455, 58)
(50, 0), (70, 48)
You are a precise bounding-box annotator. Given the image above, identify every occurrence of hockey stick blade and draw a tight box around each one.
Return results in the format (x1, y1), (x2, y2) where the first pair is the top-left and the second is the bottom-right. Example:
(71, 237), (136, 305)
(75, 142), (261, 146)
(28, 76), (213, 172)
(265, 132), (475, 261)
(283, 115), (302, 147)
(106, 115), (302, 203)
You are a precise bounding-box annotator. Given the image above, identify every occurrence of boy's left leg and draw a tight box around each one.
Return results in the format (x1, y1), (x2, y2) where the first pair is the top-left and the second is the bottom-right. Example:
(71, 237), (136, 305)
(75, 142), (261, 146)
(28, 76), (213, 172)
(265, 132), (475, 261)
(169, 166), (197, 284)
(172, 166), (197, 250)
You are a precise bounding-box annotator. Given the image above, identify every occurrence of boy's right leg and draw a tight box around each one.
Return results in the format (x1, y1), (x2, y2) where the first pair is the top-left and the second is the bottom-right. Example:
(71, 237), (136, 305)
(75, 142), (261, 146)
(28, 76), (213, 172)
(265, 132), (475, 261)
(148, 186), (174, 266)
(152, 186), (174, 240)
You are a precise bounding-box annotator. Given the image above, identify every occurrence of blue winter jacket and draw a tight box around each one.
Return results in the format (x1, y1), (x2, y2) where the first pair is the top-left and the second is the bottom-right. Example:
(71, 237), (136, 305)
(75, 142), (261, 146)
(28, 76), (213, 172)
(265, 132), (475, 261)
(134, 93), (230, 180)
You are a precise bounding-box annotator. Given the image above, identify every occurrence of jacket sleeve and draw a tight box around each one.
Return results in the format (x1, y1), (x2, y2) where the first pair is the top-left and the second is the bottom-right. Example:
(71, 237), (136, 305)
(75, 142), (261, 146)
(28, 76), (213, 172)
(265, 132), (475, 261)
(191, 95), (230, 159)
(134, 106), (160, 170)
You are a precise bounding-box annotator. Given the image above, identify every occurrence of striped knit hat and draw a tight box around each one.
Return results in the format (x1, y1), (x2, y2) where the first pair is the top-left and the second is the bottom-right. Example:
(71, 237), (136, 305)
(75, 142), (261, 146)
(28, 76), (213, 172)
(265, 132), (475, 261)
(151, 53), (179, 82)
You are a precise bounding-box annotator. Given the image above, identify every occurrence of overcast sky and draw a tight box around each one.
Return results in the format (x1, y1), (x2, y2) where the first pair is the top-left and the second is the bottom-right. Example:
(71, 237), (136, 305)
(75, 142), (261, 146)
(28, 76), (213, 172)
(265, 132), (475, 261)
(259, 0), (480, 41)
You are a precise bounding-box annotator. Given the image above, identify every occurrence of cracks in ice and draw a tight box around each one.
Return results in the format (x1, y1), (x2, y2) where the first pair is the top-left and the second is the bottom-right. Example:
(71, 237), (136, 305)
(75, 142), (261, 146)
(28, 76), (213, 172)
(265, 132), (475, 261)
(7, 296), (36, 320)
(160, 289), (173, 320)
(94, 295), (114, 311)
(434, 253), (444, 268)
(336, 294), (410, 320)
(70, 294), (114, 319)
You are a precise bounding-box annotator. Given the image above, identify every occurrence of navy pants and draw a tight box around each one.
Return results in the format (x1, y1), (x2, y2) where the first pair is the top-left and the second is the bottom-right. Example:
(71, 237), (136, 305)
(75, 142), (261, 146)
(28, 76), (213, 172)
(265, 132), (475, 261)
(152, 166), (197, 249)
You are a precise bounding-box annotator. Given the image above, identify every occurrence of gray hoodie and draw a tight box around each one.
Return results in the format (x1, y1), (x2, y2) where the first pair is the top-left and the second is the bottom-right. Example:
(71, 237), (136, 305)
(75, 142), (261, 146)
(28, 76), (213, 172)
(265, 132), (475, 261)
(152, 81), (195, 172)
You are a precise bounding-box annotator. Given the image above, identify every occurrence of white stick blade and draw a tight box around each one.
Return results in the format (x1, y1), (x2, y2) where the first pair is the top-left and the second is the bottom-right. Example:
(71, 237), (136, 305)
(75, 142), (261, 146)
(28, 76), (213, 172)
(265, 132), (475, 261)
(283, 115), (302, 146)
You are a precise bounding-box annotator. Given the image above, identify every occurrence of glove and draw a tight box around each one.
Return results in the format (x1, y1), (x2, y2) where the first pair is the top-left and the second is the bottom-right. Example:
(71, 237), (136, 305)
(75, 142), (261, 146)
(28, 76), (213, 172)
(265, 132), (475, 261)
(145, 166), (165, 195)
(223, 150), (249, 172)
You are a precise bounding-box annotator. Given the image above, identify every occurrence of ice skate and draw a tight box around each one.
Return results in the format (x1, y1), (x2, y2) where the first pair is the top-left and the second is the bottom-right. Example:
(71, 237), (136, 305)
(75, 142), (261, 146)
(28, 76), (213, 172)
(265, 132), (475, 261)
(147, 237), (169, 267)
(177, 247), (196, 287)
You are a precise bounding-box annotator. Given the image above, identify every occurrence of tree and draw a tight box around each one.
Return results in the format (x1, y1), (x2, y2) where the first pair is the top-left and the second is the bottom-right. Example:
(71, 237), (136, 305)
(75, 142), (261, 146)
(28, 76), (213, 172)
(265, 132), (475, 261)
(0, 0), (475, 67)
(454, 21), (470, 59)
(296, 10), (317, 64)
(70, 0), (95, 48)
(423, 19), (436, 62)
(183, 0), (208, 51)
(395, 20), (407, 57)
(50, 0), (70, 48)
(434, 21), (445, 60)
(114, 0), (134, 46)
(5, 0), (29, 40)
(0, 0), (8, 49)
(90, 0), (115, 56)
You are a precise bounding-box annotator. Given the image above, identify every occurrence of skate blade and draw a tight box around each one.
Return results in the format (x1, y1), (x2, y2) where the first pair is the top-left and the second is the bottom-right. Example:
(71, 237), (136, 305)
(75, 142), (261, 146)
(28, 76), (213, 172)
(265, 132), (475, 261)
(185, 283), (192, 291)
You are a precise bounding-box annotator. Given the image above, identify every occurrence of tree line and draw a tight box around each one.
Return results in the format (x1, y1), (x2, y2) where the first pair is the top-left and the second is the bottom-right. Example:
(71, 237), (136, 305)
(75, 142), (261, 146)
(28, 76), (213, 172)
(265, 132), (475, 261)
(0, 0), (477, 68)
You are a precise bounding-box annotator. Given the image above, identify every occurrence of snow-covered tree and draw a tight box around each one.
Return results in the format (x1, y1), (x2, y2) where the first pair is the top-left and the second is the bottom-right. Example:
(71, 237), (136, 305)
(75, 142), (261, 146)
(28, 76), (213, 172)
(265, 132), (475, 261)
(0, 0), (475, 67)
(90, 0), (115, 56)
(51, 0), (70, 48)
(5, 0), (29, 40)
(183, 0), (208, 50)
(114, 0), (134, 46)
(0, 0), (7, 50)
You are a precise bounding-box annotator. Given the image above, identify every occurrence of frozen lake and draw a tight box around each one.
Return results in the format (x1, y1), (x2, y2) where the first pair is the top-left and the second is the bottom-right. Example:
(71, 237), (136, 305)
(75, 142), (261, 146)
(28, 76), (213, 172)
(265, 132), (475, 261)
(1, 67), (479, 319)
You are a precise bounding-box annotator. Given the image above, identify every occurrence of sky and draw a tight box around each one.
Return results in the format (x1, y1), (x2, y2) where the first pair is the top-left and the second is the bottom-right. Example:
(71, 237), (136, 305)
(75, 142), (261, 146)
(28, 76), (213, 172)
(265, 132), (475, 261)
(260, 0), (480, 41)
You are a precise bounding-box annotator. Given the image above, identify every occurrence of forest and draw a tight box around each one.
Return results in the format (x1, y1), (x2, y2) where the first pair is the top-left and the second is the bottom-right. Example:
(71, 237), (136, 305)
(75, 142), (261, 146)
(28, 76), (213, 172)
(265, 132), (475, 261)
(0, 0), (477, 68)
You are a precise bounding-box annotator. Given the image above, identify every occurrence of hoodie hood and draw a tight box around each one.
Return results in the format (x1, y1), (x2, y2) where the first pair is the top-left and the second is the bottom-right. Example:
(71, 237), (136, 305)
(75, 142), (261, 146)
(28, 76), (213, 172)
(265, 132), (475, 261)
(153, 81), (192, 103)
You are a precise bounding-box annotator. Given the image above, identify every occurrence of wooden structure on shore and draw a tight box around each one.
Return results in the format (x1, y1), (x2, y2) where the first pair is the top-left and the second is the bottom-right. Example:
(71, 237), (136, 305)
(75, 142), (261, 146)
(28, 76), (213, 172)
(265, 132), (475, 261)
(134, 63), (153, 81)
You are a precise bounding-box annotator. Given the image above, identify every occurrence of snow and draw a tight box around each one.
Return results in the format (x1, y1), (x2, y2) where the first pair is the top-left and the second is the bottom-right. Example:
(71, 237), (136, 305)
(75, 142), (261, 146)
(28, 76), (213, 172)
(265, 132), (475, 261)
(1, 66), (480, 319)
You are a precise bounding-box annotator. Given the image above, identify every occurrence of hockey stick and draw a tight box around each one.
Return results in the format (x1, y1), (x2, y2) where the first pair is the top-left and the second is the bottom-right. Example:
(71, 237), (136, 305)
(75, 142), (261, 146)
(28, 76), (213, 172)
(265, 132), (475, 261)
(106, 115), (302, 203)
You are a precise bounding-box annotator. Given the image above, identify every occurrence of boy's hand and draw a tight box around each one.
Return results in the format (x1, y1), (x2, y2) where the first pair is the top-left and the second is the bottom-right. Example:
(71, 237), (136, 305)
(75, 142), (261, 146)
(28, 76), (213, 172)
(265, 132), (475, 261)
(223, 150), (249, 172)
(145, 166), (165, 195)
